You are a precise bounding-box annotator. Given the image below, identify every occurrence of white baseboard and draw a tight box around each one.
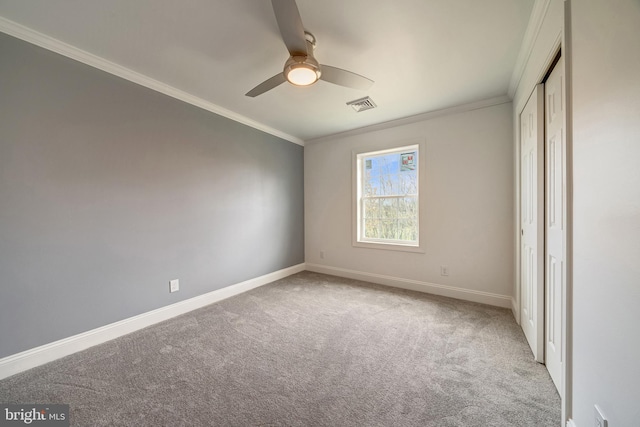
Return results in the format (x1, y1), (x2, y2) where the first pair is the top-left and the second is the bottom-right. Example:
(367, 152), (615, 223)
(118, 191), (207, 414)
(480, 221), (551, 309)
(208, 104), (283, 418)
(0, 263), (305, 380)
(306, 263), (512, 308)
(567, 419), (577, 427)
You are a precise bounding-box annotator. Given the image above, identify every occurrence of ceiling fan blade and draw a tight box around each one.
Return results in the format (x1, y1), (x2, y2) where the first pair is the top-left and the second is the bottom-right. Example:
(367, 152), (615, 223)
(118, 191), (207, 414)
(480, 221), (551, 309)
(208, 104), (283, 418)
(271, 0), (308, 56)
(320, 65), (374, 91)
(245, 73), (287, 97)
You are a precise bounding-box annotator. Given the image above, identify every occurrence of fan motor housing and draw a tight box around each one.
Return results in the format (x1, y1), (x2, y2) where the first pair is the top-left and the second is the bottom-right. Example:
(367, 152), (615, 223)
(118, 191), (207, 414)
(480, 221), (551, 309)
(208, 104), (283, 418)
(284, 55), (321, 86)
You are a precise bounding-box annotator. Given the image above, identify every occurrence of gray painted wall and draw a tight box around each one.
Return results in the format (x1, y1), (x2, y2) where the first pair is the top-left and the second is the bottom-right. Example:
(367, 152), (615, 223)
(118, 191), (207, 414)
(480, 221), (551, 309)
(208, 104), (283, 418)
(0, 33), (304, 358)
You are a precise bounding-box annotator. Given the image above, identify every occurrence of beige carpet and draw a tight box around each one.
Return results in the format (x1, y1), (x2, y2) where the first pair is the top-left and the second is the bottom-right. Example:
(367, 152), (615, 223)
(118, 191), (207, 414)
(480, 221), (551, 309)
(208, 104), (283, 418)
(0, 272), (560, 426)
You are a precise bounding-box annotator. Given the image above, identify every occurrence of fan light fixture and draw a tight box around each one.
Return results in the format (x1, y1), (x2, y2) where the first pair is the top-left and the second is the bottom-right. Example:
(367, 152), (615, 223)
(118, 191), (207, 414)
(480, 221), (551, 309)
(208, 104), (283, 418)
(283, 55), (321, 87)
(286, 65), (319, 86)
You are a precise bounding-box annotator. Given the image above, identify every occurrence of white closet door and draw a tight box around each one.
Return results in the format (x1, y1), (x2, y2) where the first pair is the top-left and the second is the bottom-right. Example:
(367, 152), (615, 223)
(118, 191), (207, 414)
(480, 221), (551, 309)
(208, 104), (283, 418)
(545, 57), (566, 394)
(520, 84), (545, 363)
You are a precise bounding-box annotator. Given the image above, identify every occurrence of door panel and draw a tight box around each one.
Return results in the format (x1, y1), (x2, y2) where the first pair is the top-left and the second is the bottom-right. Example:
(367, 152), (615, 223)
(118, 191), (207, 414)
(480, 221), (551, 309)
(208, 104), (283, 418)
(545, 57), (565, 394)
(520, 85), (545, 362)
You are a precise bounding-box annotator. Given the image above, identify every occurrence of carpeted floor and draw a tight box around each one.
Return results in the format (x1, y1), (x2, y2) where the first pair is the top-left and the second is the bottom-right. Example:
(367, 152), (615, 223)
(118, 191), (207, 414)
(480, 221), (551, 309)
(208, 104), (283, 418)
(0, 272), (560, 426)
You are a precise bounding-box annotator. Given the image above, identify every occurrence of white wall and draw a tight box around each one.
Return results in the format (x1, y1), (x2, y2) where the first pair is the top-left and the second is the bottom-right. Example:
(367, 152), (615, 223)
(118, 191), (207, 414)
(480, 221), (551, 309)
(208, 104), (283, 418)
(571, 0), (640, 425)
(305, 100), (514, 307)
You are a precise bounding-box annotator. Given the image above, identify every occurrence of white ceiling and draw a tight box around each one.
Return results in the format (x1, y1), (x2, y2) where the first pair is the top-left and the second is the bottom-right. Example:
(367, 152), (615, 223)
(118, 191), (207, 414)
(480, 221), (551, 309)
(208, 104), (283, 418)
(0, 0), (534, 142)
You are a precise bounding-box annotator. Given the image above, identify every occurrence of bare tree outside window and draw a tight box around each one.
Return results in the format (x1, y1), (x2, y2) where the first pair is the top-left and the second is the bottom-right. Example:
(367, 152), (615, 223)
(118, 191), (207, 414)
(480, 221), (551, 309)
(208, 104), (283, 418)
(358, 146), (419, 245)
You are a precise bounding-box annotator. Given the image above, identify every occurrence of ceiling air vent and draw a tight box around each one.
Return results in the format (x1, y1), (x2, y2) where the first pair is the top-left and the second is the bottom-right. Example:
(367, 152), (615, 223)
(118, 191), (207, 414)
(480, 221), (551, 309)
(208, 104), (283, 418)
(346, 96), (377, 112)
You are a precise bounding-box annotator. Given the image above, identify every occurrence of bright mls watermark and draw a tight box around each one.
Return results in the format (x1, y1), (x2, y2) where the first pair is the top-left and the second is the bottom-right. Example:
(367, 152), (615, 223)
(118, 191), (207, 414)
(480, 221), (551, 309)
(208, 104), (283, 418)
(0, 405), (69, 426)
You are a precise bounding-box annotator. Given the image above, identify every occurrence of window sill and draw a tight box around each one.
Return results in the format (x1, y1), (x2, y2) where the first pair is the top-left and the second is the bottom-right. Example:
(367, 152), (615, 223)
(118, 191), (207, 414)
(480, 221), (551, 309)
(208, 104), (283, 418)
(352, 240), (425, 254)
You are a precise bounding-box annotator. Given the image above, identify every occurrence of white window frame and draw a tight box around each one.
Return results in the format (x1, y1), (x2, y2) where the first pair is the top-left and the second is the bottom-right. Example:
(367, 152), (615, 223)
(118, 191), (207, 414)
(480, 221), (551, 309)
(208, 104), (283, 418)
(352, 139), (426, 253)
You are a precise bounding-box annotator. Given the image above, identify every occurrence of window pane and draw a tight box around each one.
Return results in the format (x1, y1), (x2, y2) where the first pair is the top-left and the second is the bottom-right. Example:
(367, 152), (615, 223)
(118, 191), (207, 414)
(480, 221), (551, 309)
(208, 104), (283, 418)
(381, 198), (398, 219)
(398, 219), (418, 241)
(398, 197), (418, 218)
(363, 198), (379, 219)
(399, 173), (418, 194)
(363, 169), (376, 196)
(363, 151), (417, 197)
(378, 220), (396, 240)
(364, 218), (380, 239)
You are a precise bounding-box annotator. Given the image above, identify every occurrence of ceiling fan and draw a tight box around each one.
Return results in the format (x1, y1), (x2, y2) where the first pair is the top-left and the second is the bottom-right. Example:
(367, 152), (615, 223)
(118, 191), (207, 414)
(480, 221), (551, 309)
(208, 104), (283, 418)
(245, 0), (374, 97)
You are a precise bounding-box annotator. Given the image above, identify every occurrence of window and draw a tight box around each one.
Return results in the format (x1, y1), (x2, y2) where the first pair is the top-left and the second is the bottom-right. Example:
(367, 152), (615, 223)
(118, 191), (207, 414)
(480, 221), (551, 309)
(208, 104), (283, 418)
(353, 143), (423, 251)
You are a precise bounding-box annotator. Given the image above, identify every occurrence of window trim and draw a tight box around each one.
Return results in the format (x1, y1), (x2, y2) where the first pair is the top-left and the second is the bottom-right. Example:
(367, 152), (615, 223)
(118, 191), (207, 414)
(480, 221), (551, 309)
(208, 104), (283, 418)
(352, 139), (426, 253)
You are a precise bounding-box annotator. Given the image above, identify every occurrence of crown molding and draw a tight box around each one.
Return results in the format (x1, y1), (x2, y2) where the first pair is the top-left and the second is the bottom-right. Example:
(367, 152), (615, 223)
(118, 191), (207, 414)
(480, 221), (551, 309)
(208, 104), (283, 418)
(0, 16), (304, 146)
(306, 95), (511, 144)
(508, 0), (553, 98)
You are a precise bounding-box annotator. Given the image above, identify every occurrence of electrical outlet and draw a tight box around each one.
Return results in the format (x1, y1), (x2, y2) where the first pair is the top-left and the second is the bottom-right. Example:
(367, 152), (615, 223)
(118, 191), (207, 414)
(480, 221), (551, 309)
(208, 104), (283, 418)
(320, 250), (325, 259)
(594, 405), (608, 427)
(169, 279), (179, 293)
(440, 265), (449, 276)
